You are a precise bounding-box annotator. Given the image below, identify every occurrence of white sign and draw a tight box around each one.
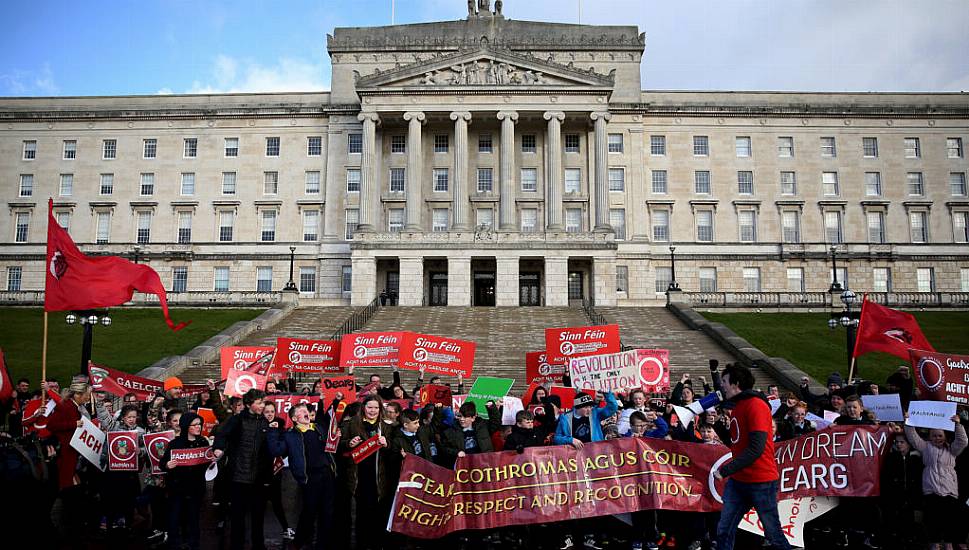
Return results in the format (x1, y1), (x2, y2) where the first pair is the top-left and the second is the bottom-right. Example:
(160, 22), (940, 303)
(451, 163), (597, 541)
(769, 399), (781, 416)
(739, 496), (839, 547)
(568, 349), (642, 393)
(907, 400), (957, 431)
(806, 412), (831, 430)
(501, 396), (525, 426)
(823, 410), (840, 424)
(70, 415), (106, 471)
(861, 394), (904, 422)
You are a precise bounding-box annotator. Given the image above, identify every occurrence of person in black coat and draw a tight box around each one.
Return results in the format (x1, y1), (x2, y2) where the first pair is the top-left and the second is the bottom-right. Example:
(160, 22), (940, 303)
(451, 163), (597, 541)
(503, 410), (543, 453)
(880, 433), (924, 548)
(442, 402), (493, 466)
(390, 409), (434, 461)
(161, 412), (210, 550)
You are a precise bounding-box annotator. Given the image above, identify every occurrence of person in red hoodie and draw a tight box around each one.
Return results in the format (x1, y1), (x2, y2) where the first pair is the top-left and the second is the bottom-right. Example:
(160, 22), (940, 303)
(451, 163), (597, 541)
(46, 381), (93, 535)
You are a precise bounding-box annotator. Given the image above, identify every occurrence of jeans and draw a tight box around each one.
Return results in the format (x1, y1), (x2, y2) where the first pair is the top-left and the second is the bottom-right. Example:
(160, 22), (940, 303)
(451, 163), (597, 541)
(716, 478), (791, 550)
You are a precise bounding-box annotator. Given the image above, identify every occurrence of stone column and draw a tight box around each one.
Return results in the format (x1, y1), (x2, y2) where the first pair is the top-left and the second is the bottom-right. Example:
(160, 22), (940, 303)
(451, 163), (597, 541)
(403, 112), (425, 231)
(398, 256), (424, 306)
(450, 111), (472, 231)
(447, 256), (471, 307)
(544, 111), (565, 230)
(356, 112), (380, 232)
(350, 256), (377, 306)
(591, 111), (612, 232)
(496, 256), (520, 306)
(497, 111), (519, 230)
(593, 256), (617, 307)
(545, 257), (569, 306)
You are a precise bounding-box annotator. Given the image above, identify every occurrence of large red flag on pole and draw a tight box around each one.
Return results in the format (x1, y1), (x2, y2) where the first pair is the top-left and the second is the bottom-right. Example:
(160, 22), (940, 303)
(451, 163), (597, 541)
(44, 199), (188, 331)
(0, 348), (13, 405)
(852, 295), (934, 360)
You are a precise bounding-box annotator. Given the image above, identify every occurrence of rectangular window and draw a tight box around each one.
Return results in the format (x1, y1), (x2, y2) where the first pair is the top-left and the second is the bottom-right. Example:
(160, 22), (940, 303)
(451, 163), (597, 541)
(778, 137), (794, 158)
(99, 173), (113, 195)
(477, 168), (493, 192)
(389, 168), (405, 193)
(565, 208), (583, 233)
(172, 267), (188, 293)
(434, 134), (449, 153)
(520, 208), (538, 232)
(820, 137), (837, 158)
(694, 171), (711, 194)
(743, 267), (762, 292)
(59, 173), (73, 196)
(347, 133), (362, 154)
(780, 171), (796, 195)
(786, 268), (804, 292)
(824, 211), (842, 243)
(222, 172), (236, 195)
(478, 134), (492, 153)
(737, 171), (753, 194)
(608, 168), (625, 191)
(303, 210), (319, 241)
(22, 140), (36, 160)
(266, 136), (280, 156)
(388, 208), (405, 232)
(696, 210), (714, 242)
(565, 168), (581, 194)
(650, 135), (666, 156)
(305, 171), (321, 194)
(224, 137), (239, 157)
(433, 168), (449, 192)
(651, 170), (668, 194)
(867, 211), (885, 243)
(616, 266), (629, 293)
(910, 211), (928, 243)
(607, 133), (623, 153)
(564, 134), (580, 153)
(63, 140), (76, 160)
(136, 211), (151, 244)
(18, 174), (33, 197)
(822, 172), (839, 196)
(948, 138), (964, 159)
(342, 266), (352, 292)
(654, 267), (672, 293)
(5, 266), (21, 292)
(962, 268), (969, 292)
(782, 211), (800, 243)
(214, 267), (230, 292)
(14, 213), (29, 243)
(699, 267), (718, 292)
(391, 134), (406, 154)
(873, 268), (892, 292)
(520, 168), (536, 192)
(738, 210), (756, 242)
(219, 210), (234, 242)
(345, 209), (359, 240)
(831, 267), (848, 290)
(865, 172), (882, 196)
(907, 172), (924, 196)
(299, 267), (316, 293)
(432, 208), (449, 232)
(904, 137), (921, 158)
(954, 212), (969, 243)
(521, 134), (536, 153)
(610, 209), (626, 240)
(917, 268), (935, 292)
(693, 136), (709, 156)
(261, 210), (277, 242)
(177, 211), (192, 244)
(256, 267), (273, 292)
(735, 136), (752, 158)
(102, 139), (116, 159)
(652, 210), (670, 242)
(183, 138), (197, 158)
(264, 171), (278, 194)
(307, 136), (322, 156)
(180, 172), (195, 196)
(951, 173), (968, 196)
(96, 212), (110, 244)
(346, 169), (361, 192)
(55, 211), (70, 232)
(140, 173), (154, 196)
(863, 137), (878, 158)
(476, 208), (494, 229)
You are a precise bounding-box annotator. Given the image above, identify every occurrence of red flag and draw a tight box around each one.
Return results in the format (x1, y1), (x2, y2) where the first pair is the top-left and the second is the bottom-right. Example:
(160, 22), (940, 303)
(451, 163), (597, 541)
(852, 295), (935, 360)
(44, 199), (188, 331)
(0, 349), (12, 404)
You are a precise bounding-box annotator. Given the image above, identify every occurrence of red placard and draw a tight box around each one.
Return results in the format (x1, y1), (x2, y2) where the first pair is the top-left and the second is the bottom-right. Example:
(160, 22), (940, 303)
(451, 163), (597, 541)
(143, 430), (175, 474)
(170, 446), (217, 467)
(107, 431), (139, 471)
(320, 376), (356, 407)
(525, 351), (566, 385)
(224, 369), (267, 398)
(272, 338), (342, 374)
(635, 349), (670, 393)
(452, 394), (467, 409)
(265, 394), (321, 418)
(911, 349), (969, 404)
(544, 324), (621, 364)
(196, 408), (218, 438)
(399, 333), (476, 377)
(549, 386), (595, 410)
(326, 401), (348, 453)
(349, 434), (383, 463)
(219, 346), (275, 380)
(418, 384), (453, 407)
(339, 331), (404, 370)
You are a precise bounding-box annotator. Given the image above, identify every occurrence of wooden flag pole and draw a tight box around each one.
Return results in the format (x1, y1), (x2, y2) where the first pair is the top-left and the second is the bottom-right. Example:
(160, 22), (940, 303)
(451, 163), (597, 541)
(41, 311), (48, 405)
(847, 356), (857, 386)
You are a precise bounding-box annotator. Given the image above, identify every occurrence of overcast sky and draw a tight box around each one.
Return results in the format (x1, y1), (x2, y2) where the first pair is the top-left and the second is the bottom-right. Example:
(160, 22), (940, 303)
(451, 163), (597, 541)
(2, 0), (967, 97)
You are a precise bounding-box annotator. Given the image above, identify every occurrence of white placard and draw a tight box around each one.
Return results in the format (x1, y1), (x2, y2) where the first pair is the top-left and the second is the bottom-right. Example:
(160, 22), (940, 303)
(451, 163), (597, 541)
(739, 496), (839, 547)
(823, 410), (840, 424)
(806, 412), (831, 430)
(769, 399), (781, 416)
(907, 400), (957, 431)
(501, 396), (525, 426)
(861, 394), (904, 422)
(70, 415), (106, 471)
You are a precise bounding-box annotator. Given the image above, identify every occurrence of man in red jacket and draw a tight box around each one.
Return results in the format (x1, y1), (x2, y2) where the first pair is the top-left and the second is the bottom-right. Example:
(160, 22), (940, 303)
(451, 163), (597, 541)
(46, 381), (93, 535)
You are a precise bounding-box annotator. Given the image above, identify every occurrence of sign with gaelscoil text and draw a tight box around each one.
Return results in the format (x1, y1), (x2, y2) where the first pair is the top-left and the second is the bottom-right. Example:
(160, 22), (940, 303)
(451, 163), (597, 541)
(911, 349), (969, 405)
(107, 431), (139, 471)
(272, 338), (342, 374)
(525, 351), (566, 385)
(219, 346), (275, 380)
(340, 331), (404, 369)
(545, 324), (621, 364)
(400, 333), (476, 377)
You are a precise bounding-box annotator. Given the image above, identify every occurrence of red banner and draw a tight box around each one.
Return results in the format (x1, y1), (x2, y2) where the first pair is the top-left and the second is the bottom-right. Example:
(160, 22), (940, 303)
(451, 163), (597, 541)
(635, 349), (670, 394)
(107, 431), (139, 471)
(169, 446), (217, 467)
(265, 394), (321, 418)
(88, 363), (207, 400)
(418, 384), (453, 407)
(911, 349), (969, 405)
(525, 351), (566, 385)
(224, 369), (267, 398)
(544, 324), (621, 364)
(272, 338), (342, 374)
(143, 430), (175, 474)
(320, 376), (356, 407)
(549, 386), (594, 410)
(220, 346), (274, 380)
(339, 331), (404, 370)
(400, 333), (476, 377)
(350, 434), (383, 463)
(326, 401), (348, 453)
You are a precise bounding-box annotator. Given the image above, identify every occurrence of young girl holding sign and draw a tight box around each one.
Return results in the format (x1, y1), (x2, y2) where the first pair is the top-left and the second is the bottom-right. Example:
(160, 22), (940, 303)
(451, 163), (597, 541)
(341, 395), (390, 550)
(161, 412), (210, 550)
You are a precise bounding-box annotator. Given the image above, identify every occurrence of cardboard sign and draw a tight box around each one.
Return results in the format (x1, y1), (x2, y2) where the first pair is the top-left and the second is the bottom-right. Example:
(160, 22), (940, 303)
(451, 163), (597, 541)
(70, 416), (106, 471)
(272, 338), (342, 374)
(418, 384), (453, 407)
(911, 350), (969, 405)
(143, 431), (175, 474)
(501, 396), (525, 426)
(906, 400), (957, 431)
(339, 331), (404, 370)
(740, 496), (839, 547)
(569, 349), (668, 394)
(326, 401), (348, 453)
(525, 351), (566, 385)
(861, 394), (905, 422)
(400, 333), (476, 377)
(196, 408), (218, 438)
(219, 346), (275, 380)
(452, 394), (468, 409)
(107, 431), (139, 471)
(467, 377), (515, 419)
(170, 446), (217, 467)
(544, 324), (621, 364)
(319, 376), (356, 407)
(224, 369), (267, 398)
(350, 434), (383, 463)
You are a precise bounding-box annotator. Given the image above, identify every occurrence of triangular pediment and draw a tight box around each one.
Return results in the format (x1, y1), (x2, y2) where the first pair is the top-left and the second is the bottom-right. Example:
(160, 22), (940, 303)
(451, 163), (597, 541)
(354, 47), (615, 89)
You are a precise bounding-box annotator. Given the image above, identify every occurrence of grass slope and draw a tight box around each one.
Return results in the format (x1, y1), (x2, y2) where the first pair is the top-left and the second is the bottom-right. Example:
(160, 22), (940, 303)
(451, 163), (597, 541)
(0, 307), (263, 385)
(702, 311), (969, 385)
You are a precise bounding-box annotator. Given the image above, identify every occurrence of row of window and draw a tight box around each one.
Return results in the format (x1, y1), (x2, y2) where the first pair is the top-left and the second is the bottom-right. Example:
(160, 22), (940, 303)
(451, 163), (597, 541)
(648, 135), (965, 160)
(20, 136), (321, 161)
(17, 170), (321, 198)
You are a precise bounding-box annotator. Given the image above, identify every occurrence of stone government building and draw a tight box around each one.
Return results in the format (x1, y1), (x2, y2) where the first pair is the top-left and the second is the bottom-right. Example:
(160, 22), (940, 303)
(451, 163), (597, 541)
(2, 2), (968, 308)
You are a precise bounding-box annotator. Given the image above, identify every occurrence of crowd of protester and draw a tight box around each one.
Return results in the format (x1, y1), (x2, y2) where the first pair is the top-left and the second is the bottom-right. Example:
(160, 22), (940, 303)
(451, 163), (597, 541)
(1, 359), (967, 550)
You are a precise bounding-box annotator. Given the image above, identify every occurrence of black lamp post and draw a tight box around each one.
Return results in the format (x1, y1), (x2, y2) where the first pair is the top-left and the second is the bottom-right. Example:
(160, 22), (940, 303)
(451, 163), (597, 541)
(826, 247), (859, 378)
(284, 246), (298, 291)
(65, 310), (111, 374)
(828, 246), (841, 292)
(667, 246), (680, 291)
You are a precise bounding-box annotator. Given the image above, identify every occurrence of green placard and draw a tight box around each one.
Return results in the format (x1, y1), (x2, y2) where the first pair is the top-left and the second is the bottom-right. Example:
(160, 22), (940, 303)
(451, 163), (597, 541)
(465, 376), (515, 419)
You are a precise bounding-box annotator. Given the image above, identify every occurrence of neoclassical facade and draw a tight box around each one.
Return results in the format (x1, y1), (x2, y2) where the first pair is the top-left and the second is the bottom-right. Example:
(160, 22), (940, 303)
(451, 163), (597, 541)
(2, 5), (968, 307)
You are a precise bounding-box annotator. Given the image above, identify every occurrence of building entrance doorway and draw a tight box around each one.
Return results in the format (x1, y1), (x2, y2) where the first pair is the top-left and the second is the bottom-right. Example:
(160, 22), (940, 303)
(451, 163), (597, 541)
(473, 272), (496, 306)
(429, 272), (448, 306)
(568, 271), (584, 303)
(519, 272), (541, 306)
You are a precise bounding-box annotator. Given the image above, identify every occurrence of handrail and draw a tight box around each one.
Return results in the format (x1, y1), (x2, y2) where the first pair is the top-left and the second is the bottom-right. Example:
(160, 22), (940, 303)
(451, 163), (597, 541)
(579, 298), (633, 351)
(328, 297), (382, 342)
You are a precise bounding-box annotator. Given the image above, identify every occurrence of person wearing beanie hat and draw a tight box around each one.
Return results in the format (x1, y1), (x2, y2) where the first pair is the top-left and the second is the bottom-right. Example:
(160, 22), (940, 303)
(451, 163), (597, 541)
(798, 371), (851, 416)
(164, 376), (184, 394)
(162, 411), (210, 550)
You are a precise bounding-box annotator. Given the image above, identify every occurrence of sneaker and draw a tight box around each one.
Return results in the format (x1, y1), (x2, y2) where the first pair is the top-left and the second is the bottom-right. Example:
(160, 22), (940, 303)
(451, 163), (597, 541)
(631, 542), (643, 550)
(282, 528), (296, 541)
(645, 543), (660, 550)
(687, 542), (702, 550)
(584, 535), (603, 550)
(863, 536), (881, 549)
(560, 536), (574, 550)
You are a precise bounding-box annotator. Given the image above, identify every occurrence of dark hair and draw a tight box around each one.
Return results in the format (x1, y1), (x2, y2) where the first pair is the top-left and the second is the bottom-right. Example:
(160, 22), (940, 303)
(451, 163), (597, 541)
(429, 376), (441, 385)
(400, 409), (420, 423)
(243, 389), (266, 407)
(419, 404), (435, 424)
(459, 402), (477, 418)
(629, 411), (648, 425)
(390, 383), (408, 398)
(228, 396), (242, 407)
(17, 377), (29, 385)
(123, 392), (138, 402)
(166, 408), (184, 423)
(369, 373), (381, 382)
(358, 395), (385, 419)
(344, 401), (361, 419)
(722, 363), (755, 391)
(628, 388), (646, 400)
(385, 401), (403, 414)
(120, 404), (141, 419)
(288, 402), (308, 420)
(844, 394), (862, 404)
(515, 410), (534, 423)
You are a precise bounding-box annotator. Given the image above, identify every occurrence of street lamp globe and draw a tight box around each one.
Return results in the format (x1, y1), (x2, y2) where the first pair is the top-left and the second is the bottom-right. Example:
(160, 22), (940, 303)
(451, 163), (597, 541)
(841, 290), (857, 305)
(827, 318), (838, 329)
(839, 315), (851, 327)
(101, 316), (112, 327)
(87, 315), (99, 325)
(65, 312), (77, 325)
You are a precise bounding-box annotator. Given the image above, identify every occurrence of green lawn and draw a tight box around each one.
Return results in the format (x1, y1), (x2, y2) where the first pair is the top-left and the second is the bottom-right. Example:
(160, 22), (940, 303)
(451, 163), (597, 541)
(702, 311), (969, 385)
(0, 307), (264, 385)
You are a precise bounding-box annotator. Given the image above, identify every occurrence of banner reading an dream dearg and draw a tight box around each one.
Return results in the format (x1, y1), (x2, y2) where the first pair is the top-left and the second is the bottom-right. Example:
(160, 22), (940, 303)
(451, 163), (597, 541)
(774, 425), (890, 499)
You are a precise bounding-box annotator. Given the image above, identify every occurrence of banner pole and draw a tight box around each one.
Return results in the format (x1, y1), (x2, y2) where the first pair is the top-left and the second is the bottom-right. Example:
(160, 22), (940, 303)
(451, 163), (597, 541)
(847, 357), (857, 386)
(41, 310), (48, 406)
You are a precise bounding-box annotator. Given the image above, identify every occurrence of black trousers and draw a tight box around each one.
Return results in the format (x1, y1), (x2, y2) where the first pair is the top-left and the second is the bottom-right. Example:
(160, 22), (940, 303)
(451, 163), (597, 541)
(296, 470), (336, 549)
(230, 481), (267, 550)
(168, 492), (202, 550)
